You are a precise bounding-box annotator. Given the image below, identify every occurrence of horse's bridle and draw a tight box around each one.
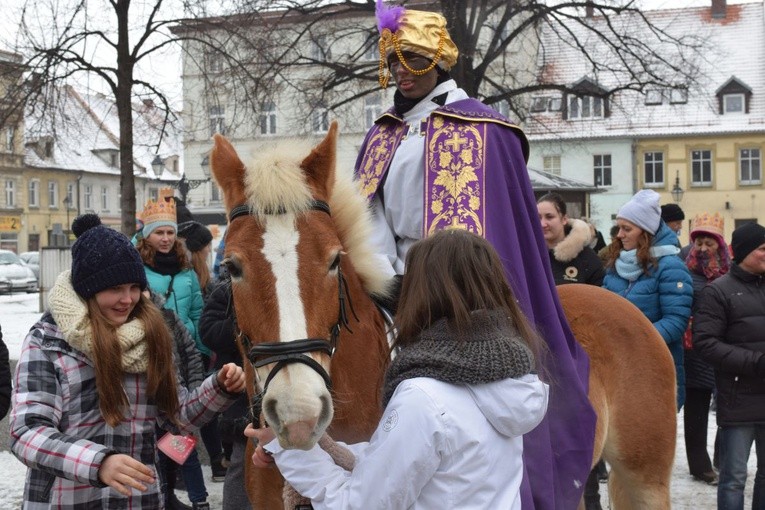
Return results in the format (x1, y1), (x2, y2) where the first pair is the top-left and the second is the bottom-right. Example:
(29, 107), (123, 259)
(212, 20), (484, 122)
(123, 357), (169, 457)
(227, 200), (358, 425)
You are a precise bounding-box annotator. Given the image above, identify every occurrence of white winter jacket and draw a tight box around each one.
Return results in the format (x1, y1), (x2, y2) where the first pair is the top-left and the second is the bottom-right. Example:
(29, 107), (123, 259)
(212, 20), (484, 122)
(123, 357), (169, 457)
(265, 373), (549, 509)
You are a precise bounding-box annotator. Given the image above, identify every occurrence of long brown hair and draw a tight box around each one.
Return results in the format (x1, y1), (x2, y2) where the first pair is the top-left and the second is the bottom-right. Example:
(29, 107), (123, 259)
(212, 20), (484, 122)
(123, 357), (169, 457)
(87, 294), (179, 427)
(603, 229), (656, 273)
(137, 238), (191, 269)
(190, 249), (211, 292)
(394, 229), (543, 357)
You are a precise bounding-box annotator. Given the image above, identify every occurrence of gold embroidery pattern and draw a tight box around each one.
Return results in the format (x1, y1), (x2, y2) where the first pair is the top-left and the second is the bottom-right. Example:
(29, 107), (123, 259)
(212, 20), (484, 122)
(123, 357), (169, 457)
(425, 120), (486, 236)
(357, 123), (406, 200)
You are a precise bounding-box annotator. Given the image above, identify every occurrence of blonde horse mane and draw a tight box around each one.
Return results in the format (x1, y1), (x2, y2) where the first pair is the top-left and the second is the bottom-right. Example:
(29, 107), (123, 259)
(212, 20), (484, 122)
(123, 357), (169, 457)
(243, 137), (390, 298)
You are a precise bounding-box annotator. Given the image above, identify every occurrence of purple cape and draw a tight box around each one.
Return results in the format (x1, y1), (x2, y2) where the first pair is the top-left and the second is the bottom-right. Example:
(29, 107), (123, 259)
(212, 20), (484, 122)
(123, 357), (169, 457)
(356, 98), (596, 509)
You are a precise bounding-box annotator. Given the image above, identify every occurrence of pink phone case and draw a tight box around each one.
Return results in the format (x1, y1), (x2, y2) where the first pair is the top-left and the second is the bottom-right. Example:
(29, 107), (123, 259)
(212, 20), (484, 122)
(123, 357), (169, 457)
(157, 432), (197, 465)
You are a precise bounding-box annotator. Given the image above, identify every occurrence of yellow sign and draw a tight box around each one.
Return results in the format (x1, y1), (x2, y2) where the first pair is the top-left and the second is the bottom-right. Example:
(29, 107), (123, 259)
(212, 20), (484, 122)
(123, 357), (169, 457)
(0, 216), (21, 232)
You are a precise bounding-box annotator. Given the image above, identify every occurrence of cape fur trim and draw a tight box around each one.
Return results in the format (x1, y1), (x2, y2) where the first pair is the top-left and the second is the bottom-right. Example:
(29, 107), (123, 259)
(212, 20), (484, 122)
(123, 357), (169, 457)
(48, 270), (149, 374)
(553, 219), (592, 263)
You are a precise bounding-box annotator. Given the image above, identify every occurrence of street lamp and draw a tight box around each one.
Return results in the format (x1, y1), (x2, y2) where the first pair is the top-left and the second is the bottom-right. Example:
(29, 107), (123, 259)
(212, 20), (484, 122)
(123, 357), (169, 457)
(671, 171), (684, 202)
(153, 154), (210, 203)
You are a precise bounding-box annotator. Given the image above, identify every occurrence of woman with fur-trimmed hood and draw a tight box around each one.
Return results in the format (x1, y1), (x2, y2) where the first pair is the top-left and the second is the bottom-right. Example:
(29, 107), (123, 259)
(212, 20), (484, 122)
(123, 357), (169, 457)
(537, 193), (605, 287)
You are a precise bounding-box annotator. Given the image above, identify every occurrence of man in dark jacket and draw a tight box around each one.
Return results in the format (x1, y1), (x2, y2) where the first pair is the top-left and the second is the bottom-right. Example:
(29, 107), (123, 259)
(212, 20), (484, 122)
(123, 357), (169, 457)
(694, 222), (765, 509)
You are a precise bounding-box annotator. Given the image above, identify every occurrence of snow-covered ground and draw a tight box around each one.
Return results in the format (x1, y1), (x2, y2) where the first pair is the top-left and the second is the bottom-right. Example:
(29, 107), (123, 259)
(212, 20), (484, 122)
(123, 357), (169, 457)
(0, 292), (757, 508)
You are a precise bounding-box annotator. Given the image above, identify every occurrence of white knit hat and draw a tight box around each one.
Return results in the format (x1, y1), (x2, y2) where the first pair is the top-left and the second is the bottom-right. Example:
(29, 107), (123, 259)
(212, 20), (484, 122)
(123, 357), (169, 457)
(617, 189), (662, 235)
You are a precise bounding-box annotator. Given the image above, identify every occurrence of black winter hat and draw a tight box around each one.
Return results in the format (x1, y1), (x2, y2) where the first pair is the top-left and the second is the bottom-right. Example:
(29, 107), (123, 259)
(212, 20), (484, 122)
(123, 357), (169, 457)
(731, 222), (765, 264)
(660, 203), (685, 223)
(70, 214), (148, 299)
(177, 221), (213, 253)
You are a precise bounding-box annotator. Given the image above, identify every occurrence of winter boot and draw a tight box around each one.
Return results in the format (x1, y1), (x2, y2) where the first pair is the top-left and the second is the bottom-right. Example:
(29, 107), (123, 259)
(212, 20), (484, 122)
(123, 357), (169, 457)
(192, 502), (210, 510)
(210, 455), (227, 482)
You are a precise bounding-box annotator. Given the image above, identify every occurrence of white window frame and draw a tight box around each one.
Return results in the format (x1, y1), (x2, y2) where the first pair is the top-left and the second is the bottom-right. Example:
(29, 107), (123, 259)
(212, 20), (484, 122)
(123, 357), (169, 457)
(568, 95), (603, 120)
(28, 180), (39, 208)
(84, 185), (93, 210)
(312, 106), (329, 134)
(543, 155), (561, 176)
(364, 93), (382, 129)
(209, 106), (226, 136)
(739, 148), (761, 185)
(101, 186), (109, 211)
(5, 127), (14, 152)
(530, 97), (549, 113)
(211, 183), (222, 203)
(259, 101), (277, 135)
(593, 154), (612, 187)
(691, 149), (713, 187)
(66, 183), (75, 207)
(5, 180), (15, 208)
(723, 93), (745, 114)
(48, 181), (58, 209)
(149, 188), (159, 202)
(643, 152), (665, 187)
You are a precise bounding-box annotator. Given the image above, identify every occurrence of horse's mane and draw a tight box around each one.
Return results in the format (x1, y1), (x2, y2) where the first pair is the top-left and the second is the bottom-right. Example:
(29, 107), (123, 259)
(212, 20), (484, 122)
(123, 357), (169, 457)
(244, 139), (391, 298)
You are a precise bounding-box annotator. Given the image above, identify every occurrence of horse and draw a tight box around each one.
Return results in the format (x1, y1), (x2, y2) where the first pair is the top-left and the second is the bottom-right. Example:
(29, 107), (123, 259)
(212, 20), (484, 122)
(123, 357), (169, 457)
(209, 123), (677, 510)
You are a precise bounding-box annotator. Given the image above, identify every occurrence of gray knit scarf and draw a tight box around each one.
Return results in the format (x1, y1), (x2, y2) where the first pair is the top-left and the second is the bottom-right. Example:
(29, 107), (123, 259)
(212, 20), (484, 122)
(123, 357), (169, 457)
(383, 310), (535, 407)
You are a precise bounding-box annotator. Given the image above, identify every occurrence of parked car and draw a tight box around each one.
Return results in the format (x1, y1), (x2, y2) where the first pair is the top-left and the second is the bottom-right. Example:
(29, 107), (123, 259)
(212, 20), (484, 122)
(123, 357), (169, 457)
(19, 251), (40, 280)
(0, 250), (38, 293)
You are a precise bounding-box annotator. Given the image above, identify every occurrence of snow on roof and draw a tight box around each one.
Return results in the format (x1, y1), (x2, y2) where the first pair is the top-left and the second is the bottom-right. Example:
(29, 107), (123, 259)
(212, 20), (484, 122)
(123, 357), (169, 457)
(525, 2), (765, 140)
(528, 167), (601, 191)
(24, 85), (182, 181)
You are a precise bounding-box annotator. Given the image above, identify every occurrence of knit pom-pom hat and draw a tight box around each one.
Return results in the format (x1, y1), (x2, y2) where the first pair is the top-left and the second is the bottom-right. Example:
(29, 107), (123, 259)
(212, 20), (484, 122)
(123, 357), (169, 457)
(617, 189), (662, 235)
(177, 221), (213, 253)
(70, 214), (148, 299)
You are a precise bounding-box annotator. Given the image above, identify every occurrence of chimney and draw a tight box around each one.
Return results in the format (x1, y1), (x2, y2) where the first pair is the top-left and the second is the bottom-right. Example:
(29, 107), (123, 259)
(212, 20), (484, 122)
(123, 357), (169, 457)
(585, 2), (594, 18)
(711, 0), (727, 19)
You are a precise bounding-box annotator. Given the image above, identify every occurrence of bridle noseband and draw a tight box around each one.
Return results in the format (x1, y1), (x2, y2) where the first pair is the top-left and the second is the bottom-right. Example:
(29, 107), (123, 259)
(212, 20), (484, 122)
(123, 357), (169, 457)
(227, 200), (358, 426)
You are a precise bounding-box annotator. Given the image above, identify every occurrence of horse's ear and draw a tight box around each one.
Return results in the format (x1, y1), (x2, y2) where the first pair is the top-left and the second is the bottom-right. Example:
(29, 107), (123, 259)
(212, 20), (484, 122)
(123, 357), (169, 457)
(210, 134), (247, 211)
(301, 121), (338, 200)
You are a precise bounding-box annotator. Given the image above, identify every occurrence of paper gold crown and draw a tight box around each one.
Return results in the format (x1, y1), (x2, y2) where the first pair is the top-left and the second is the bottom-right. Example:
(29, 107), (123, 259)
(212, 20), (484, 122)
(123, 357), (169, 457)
(140, 197), (177, 225)
(691, 212), (724, 238)
(376, 0), (459, 88)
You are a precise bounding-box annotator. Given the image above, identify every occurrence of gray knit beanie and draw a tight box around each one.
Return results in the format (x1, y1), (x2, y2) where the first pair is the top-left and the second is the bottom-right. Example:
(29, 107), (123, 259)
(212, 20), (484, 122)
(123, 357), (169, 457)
(617, 189), (662, 235)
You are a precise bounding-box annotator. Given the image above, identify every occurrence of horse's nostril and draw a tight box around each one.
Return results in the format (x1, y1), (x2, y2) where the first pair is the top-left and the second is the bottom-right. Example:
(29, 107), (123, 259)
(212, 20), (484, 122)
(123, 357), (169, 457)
(264, 398), (279, 427)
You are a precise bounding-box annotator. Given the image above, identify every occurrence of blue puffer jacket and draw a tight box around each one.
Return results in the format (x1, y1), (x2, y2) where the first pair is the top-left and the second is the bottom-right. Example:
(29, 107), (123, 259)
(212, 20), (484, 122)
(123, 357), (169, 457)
(144, 265), (208, 356)
(603, 221), (693, 408)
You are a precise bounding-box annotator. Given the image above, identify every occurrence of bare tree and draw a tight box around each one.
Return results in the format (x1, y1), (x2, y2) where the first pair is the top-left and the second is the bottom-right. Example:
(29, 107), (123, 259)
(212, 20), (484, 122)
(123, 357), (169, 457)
(1, 0), (271, 235)
(185, 0), (708, 126)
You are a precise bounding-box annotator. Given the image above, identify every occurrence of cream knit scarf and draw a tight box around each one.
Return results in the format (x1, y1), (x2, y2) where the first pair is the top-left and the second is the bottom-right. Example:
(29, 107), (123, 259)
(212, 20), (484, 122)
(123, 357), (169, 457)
(49, 270), (149, 374)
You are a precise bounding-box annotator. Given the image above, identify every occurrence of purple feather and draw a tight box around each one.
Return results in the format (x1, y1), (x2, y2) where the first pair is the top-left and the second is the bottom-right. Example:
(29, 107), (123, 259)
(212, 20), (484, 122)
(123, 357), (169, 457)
(376, 0), (404, 33)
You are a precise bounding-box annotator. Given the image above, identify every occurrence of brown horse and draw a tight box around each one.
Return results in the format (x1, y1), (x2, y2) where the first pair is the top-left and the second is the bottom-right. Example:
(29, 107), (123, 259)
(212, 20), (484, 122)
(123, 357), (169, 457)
(209, 124), (676, 509)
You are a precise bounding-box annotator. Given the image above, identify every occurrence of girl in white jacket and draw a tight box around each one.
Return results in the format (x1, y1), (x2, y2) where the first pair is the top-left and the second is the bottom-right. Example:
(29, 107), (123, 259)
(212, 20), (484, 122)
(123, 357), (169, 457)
(246, 229), (549, 509)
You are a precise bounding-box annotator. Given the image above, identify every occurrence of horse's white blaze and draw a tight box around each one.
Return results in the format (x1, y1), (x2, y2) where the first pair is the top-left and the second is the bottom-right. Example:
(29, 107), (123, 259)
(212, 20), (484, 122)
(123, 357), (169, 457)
(260, 213), (331, 445)
(261, 213), (307, 341)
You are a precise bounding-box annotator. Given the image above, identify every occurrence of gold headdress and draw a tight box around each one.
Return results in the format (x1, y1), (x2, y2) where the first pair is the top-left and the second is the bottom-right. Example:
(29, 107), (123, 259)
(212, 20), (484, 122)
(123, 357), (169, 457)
(140, 193), (177, 237)
(691, 212), (724, 238)
(376, 0), (459, 88)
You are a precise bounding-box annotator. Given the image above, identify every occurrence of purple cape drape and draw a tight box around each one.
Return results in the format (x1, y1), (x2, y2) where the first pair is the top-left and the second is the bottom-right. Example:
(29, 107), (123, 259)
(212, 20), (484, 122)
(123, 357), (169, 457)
(356, 98), (596, 509)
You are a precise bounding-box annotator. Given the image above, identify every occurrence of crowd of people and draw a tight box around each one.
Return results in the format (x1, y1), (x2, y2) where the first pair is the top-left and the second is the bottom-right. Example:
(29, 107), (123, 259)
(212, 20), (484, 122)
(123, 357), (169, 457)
(2, 2), (764, 510)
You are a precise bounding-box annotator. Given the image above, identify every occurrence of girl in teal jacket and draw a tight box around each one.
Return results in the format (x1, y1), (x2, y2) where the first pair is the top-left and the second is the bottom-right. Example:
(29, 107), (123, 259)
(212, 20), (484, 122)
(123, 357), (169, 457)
(603, 190), (693, 409)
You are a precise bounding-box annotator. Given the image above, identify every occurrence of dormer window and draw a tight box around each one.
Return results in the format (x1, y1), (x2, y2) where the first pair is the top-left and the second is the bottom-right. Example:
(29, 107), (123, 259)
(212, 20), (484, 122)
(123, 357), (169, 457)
(723, 93), (745, 114)
(716, 77), (752, 115)
(670, 89), (688, 104)
(645, 89), (663, 105)
(564, 77), (608, 120)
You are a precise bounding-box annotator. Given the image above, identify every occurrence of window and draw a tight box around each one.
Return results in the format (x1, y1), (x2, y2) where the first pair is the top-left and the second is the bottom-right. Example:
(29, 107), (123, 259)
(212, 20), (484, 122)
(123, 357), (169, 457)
(28, 180), (39, 208)
(670, 89), (688, 104)
(643, 152), (664, 187)
(645, 90), (663, 105)
(531, 97), (549, 113)
(311, 35), (331, 61)
(363, 42), (377, 62)
(84, 185), (93, 210)
(110, 152), (118, 168)
(48, 181), (58, 208)
(5, 180), (15, 208)
(543, 155), (561, 176)
(312, 105), (329, 133)
(209, 106), (226, 136)
(548, 97), (562, 111)
(5, 127), (14, 151)
(259, 101), (277, 135)
(723, 93), (745, 114)
(364, 94), (382, 129)
(211, 183), (222, 203)
(740, 148), (761, 185)
(568, 95), (603, 119)
(44, 140), (53, 158)
(207, 53), (223, 73)
(149, 188), (159, 202)
(593, 154), (612, 186)
(101, 186), (109, 210)
(66, 183), (75, 207)
(691, 150), (713, 186)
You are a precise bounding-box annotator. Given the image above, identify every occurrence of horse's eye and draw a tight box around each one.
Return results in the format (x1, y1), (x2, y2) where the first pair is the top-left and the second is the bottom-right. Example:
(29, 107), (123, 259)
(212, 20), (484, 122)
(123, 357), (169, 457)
(223, 258), (243, 279)
(329, 252), (341, 272)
